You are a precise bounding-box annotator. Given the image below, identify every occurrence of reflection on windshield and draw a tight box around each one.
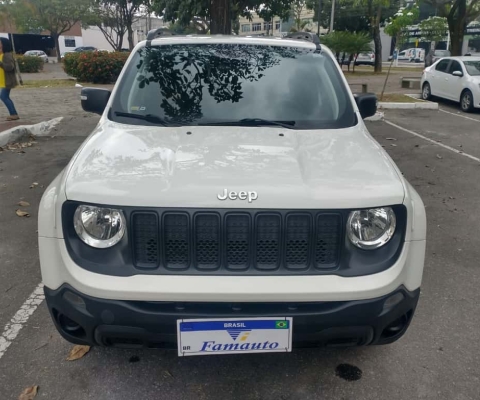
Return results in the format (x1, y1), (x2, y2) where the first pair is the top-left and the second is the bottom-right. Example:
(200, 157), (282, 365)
(464, 61), (480, 76)
(111, 43), (355, 129)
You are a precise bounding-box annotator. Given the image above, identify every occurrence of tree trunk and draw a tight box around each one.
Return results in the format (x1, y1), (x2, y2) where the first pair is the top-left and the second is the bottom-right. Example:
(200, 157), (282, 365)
(210, 0), (231, 34)
(447, 0), (466, 57)
(127, 25), (134, 50)
(373, 5), (382, 73)
(53, 34), (61, 63)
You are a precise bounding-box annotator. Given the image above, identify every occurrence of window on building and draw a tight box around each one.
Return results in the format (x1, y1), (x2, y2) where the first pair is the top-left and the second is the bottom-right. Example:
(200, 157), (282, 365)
(64, 37), (76, 48)
(252, 23), (262, 32)
(241, 24), (251, 33)
(263, 22), (272, 31)
(275, 21), (281, 30)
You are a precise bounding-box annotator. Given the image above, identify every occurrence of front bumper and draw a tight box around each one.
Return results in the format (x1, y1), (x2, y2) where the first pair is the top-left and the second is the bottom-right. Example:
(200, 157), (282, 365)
(45, 284), (420, 349)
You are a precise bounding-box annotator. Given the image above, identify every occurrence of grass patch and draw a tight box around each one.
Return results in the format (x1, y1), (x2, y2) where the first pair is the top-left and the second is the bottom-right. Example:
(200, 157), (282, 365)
(343, 67), (423, 76)
(377, 93), (421, 103)
(18, 79), (114, 89)
(19, 79), (77, 88)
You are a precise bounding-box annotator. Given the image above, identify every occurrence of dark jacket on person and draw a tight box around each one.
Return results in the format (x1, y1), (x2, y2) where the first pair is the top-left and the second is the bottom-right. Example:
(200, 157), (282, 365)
(1, 52), (18, 89)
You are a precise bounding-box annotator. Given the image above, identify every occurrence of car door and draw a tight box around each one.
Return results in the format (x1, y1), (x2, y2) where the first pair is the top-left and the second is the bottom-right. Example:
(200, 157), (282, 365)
(430, 59), (451, 98)
(444, 60), (465, 101)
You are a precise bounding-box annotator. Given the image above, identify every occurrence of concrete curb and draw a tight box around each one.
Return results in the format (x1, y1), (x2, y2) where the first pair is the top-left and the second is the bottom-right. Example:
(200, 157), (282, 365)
(378, 101), (438, 110)
(0, 117), (63, 147)
(365, 111), (384, 121)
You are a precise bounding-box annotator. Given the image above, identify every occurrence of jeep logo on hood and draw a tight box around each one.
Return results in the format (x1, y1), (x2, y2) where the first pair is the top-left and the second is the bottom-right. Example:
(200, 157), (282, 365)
(218, 189), (258, 203)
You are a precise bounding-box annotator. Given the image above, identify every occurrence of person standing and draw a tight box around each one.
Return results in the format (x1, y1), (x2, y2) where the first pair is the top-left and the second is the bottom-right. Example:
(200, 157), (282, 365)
(0, 37), (19, 121)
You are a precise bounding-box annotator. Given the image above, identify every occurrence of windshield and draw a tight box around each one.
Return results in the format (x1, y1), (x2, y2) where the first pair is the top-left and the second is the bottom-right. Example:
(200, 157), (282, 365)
(435, 50), (450, 57)
(464, 61), (480, 76)
(110, 43), (355, 129)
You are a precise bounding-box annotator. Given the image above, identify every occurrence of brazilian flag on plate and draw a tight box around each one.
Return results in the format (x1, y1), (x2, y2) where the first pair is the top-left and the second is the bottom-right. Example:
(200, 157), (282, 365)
(275, 320), (289, 329)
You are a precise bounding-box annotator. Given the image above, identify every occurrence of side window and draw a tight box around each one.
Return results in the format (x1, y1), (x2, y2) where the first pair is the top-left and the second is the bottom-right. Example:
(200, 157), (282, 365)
(436, 59), (450, 73)
(447, 60), (462, 74)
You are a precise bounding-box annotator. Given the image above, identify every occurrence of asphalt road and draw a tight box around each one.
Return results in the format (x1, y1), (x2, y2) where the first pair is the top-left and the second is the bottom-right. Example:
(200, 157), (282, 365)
(1, 105), (480, 400)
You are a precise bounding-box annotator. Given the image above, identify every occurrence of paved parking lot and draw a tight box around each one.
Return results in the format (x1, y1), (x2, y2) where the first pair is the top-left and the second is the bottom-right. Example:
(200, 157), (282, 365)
(1, 104), (480, 399)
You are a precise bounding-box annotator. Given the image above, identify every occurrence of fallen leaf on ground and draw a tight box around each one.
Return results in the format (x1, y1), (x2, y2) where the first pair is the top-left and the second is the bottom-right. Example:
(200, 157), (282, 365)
(18, 385), (38, 400)
(66, 345), (91, 361)
(436, 154), (443, 159)
(16, 210), (30, 217)
(29, 182), (39, 189)
(163, 370), (173, 378)
(18, 201), (30, 207)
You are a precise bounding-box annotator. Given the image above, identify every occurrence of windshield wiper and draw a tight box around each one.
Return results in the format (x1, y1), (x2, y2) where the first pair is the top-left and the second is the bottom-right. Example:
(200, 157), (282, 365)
(199, 118), (296, 129)
(114, 111), (179, 126)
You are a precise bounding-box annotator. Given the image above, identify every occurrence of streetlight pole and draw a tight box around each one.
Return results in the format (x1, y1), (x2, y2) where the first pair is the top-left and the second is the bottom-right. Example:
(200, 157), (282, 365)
(317, 0), (322, 36)
(329, 0), (335, 32)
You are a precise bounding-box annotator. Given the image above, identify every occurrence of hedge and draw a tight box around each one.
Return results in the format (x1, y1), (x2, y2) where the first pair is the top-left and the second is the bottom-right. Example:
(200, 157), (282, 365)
(16, 55), (44, 73)
(63, 51), (130, 84)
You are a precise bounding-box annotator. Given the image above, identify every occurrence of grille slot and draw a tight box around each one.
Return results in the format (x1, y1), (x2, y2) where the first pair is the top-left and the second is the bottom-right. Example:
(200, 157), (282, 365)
(164, 213), (189, 269)
(255, 214), (281, 270)
(132, 213), (159, 268)
(194, 214), (220, 270)
(225, 214), (250, 270)
(131, 210), (342, 273)
(285, 214), (312, 270)
(315, 214), (342, 269)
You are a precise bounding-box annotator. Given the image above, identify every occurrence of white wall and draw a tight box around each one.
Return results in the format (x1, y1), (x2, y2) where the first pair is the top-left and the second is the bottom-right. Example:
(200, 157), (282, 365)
(59, 35), (83, 54)
(81, 26), (129, 51)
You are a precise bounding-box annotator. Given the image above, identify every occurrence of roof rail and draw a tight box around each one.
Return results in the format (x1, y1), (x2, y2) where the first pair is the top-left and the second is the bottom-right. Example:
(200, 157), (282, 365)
(146, 28), (175, 46)
(284, 32), (321, 49)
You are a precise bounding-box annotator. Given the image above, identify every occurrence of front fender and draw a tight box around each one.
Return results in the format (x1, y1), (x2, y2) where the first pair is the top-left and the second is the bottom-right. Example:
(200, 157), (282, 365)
(403, 180), (427, 242)
(38, 170), (67, 239)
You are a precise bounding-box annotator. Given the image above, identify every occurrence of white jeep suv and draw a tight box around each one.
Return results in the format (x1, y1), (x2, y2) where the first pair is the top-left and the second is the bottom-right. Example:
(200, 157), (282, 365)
(39, 31), (426, 356)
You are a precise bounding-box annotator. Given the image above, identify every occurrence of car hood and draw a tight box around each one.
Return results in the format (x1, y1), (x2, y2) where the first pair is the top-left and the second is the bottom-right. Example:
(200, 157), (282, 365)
(64, 120), (405, 209)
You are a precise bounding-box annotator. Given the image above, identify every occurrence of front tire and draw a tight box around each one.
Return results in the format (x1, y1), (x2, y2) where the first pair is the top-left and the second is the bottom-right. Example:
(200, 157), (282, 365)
(422, 83), (432, 101)
(460, 90), (474, 113)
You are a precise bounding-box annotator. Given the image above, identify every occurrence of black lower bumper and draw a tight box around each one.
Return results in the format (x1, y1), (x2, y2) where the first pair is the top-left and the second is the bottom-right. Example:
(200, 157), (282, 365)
(44, 285), (420, 349)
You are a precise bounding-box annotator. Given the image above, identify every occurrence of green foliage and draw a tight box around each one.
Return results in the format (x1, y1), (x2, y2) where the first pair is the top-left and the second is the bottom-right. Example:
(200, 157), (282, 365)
(5, 0), (92, 61)
(305, 0), (400, 33)
(8, 0), (92, 34)
(16, 55), (44, 73)
(384, 6), (419, 47)
(152, 0), (297, 34)
(321, 31), (371, 55)
(419, 16), (448, 43)
(63, 51), (130, 83)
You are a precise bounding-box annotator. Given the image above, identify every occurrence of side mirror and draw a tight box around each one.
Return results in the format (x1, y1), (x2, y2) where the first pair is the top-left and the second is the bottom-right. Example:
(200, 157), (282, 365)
(355, 93), (377, 119)
(452, 70), (463, 77)
(81, 88), (111, 115)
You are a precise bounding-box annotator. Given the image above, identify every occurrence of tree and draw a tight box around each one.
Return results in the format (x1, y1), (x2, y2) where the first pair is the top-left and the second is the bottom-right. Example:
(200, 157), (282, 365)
(419, 16), (448, 51)
(120, 0), (144, 50)
(346, 32), (373, 72)
(423, 0), (480, 56)
(306, 0), (371, 32)
(87, 0), (128, 51)
(381, 5), (419, 98)
(292, 0), (307, 30)
(6, 0), (92, 61)
(153, 0), (295, 35)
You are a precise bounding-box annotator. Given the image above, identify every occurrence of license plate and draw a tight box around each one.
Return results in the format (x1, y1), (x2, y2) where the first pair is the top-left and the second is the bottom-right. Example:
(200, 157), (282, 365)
(177, 317), (293, 356)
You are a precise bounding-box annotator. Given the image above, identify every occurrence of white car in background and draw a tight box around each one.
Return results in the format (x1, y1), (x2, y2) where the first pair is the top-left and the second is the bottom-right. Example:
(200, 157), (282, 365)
(24, 50), (48, 63)
(421, 56), (480, 112)
(355, 52), (375, 66)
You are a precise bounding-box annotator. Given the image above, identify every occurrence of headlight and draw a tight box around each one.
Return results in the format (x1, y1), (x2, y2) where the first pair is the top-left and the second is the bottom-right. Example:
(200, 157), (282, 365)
(74, 205), (126, 248)
(347, 207), (396, 250)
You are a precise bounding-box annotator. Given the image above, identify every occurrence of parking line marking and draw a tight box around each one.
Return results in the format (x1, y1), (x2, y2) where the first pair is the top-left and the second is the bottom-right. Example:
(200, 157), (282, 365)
(439, 108), (480, 122)
(0, 284), (44, 360)
(384, 120), (480, 163)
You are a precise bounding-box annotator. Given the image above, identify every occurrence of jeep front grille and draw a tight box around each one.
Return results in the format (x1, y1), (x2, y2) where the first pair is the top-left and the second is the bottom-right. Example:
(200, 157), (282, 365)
(131, 210), (342, 274)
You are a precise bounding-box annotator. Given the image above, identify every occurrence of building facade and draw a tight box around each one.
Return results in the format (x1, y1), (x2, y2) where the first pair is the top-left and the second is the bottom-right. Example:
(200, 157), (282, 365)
(238, 10), (324, 37)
